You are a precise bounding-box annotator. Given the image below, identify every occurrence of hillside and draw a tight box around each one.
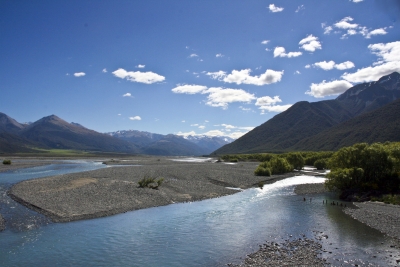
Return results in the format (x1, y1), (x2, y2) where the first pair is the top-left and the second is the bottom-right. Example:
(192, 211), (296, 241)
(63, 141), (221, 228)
(213, 72), (400, 155)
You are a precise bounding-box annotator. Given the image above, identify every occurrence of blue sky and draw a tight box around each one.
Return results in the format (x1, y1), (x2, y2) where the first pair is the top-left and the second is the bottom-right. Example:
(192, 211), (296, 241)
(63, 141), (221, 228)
(1, 0), (399, 138)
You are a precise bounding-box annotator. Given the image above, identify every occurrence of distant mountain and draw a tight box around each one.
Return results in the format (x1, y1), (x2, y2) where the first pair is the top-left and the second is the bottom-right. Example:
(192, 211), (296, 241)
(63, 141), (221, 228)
(107, 130), (233, 156)
(214, 72), (400, 154)
(0, 112), (26, 134)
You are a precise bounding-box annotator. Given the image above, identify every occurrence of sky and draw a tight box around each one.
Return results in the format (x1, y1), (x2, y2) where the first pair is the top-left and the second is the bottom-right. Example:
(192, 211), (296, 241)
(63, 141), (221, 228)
(1, 0), (399, 139)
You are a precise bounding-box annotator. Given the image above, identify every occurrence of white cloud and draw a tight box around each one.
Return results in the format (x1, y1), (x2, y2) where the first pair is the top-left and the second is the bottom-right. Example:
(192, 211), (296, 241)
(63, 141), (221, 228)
(136, 64), (145, 68)
(66, 73), (70, 76)
(364, 28), (387, 39)
(323, 26), (333, 35)
(273, 47), (302, 58)
(191, 124), (199, 127)
(112, 68), (165, 84)
(221, 124), (236, 129)
(330, 17), (389, 39)
(198, 125), (206, 129)
(216, 53), (224, 58)
(261, 40), (270, 44)
(295, 70), (301, 75)
(203, 87), (256, 109)
(269, 4), (284, 12)
(306, 80), (353, 98)
(351, 0), (363, 2)
(182, 120), (185, 123)
(295, 5), (305, 12)
(255, 96), (292, 113)
(102, 68), (107, 73)
(208, 69), (284, 86)
(129, 116), (141, 121)
(171, 84), (208, 94)
(122, 93), (132, 97)
(299, 35), (322, 52)
(314, 60), (336, 70)
(189, 54), (198, 58)
(312, 60), (355, 70)
(341, 41), (400, 83)
(305, 64), (311, 69)
(74, 72), (86, 77)
(334, 17), (358, 29)
(335, 61), (355, 70)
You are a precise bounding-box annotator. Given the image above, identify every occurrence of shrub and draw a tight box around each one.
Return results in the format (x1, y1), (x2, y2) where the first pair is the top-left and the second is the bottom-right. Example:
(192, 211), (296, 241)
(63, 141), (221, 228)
(138, 176), (164, 189)
(254, 166), (271, 176)
(314, 159), (328, 170)
(284, 152), (305, 170)
(2, 159), (11, 165)
(268, 157), (292, 174)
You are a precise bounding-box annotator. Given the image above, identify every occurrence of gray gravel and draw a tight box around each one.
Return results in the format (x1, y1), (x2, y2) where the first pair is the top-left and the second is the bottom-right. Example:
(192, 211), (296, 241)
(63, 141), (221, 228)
(9, 157), (297, 222)
(294, 183), (329, 195)
(344, 202), (400, 241)
(0, 214), (4, 231)
(228, 237), (327, 267)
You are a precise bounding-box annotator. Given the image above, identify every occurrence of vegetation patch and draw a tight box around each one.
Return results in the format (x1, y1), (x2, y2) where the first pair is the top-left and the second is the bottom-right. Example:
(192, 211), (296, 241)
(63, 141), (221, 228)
(138, 175), (164, 189)
(2, 159), (11, 165)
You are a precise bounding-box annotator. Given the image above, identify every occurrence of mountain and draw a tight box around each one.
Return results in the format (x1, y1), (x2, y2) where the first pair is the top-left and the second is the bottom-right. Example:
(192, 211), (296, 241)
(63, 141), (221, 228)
(0, 112), (26, 134)
(18, 115), (140, 153)
(291, 98), (400, 151)
(107, 130), (233, 156)
(214, 72), (400, 154)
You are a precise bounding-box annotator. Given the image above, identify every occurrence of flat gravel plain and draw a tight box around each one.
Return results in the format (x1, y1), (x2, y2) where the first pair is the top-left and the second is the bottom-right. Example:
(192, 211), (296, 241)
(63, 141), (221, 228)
(9, 157), (295, 222)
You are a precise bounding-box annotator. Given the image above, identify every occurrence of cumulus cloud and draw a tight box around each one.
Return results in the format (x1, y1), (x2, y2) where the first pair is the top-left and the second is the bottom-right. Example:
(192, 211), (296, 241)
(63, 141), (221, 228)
(341, 41), (400, 83)
(269, 4), (284, 12)
(171, 84), (208, 94)
(326, 17), (389, 39)
(299, 35), (322, 52)
(129, 116), (141, 121)
(351, 0), (363, 2)
(255, 96), (292, 114)
(207, 69), (284, 86)
(176, 129), (247, 139)
(261, 40), (270, 44)
(273, 47), (302, 58)
(102, 68), (107, 73)
(335, 61), (355, 70)
(216, 53), (224, 58)
(311, 60), (355, 71)
(172, 85), (256, 109)
(136, 64), (145, 68)
(189, 54), (198, 58)
(122, 93), (132, 97)
(305, 64), (311, 69)
(112, 68), (165, 84)
(203, 87), (256, 109)
(306, 80), (353, 98)
(74, 72), (86, 77)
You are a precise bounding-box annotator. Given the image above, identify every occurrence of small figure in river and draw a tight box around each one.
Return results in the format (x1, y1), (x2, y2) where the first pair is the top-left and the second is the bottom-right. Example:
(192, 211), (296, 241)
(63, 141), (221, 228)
(303, 197), (306, 201)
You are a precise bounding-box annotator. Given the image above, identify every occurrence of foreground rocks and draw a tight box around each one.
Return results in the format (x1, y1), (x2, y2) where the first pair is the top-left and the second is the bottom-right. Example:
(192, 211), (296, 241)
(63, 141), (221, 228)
(9, 157), (296, 222)
(228, 237), (326, 267)
(344, 202), (400, 241)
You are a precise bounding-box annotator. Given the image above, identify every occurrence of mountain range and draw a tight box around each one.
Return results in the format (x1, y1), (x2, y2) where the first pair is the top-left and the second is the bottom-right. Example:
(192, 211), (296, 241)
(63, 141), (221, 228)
(213, 72), (400, 154)
(0, 113), (232, 156)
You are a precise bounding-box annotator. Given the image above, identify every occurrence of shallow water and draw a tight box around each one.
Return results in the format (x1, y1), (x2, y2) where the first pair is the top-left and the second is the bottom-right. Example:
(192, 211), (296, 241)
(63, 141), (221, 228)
(0, 162), (399, 266)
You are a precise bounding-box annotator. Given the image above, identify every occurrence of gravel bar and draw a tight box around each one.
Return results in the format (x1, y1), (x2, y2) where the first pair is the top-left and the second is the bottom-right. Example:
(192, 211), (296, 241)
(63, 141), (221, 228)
(344, 202), (400, 241)
(227, 237), (327, 267)
(9, 157), (298, 222)
(294, 183), (328, 195)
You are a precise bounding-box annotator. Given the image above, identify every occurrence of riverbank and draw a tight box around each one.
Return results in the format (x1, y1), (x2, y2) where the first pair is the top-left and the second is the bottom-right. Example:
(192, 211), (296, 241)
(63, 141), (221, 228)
(0, 158), (60, 173)
(9, 157), (300, 223)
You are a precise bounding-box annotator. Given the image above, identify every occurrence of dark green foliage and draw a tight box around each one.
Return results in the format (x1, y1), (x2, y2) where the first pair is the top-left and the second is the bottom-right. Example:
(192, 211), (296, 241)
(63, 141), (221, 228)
(221, 153), (275, 162)
(284, 152), (304, 170)
(254, 165), (271, 176)
(326, 142), (400, 192)
(371, 194), (400, 205)
(304, 151), (333, 165)
(314, 158), (328, 170)
(2, 159), (11, 165)
(138, 176), (164, 189)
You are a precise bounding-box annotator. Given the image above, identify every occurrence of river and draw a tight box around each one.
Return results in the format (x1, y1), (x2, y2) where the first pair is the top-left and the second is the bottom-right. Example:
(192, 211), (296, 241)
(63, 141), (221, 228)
(0, 160), (398, 266)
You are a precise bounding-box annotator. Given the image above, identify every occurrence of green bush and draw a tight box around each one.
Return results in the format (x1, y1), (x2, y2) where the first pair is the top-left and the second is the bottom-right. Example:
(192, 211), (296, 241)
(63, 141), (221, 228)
(268, 157), (293, 174)
(138, 176), (164, 189)
(284, 152), (305, 170)
(254, 166), (271, 176)
(2, 159), (11, 165)
(314, 159), (328, 170)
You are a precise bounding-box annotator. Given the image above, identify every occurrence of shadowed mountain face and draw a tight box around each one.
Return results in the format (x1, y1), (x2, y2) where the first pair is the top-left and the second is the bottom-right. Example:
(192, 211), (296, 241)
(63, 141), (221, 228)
(0, 112), (25, 134)
(213, 72), (400, 154)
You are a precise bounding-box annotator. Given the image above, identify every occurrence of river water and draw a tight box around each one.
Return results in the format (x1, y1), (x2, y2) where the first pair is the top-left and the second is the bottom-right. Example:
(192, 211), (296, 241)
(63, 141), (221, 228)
(0, 161), (398, 266)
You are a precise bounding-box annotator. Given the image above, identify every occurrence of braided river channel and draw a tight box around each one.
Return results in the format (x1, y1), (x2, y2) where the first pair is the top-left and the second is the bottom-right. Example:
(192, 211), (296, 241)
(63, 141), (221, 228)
(0, 160), (398, 266)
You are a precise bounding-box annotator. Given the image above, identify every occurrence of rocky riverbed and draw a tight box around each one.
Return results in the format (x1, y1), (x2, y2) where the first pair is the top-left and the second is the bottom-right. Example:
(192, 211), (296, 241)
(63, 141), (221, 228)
(9, 157), (298, 222)
(0, 214), (4, 231)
